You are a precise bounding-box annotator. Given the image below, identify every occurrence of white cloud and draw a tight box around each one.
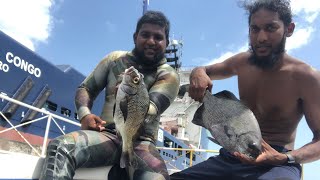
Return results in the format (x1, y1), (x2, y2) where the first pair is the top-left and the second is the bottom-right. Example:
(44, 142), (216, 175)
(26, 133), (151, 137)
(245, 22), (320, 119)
(0, 0), (54, 51)
(291, 0), (320, 16)
(287, 0), (319, 52)
(287, 27), (314, 52)
(207, 44), (248, 65)
(209, 25), (315, 64)
(291, 0), (320, 23)
(207, 51), (235, 65)
(208, 0), (320, 65)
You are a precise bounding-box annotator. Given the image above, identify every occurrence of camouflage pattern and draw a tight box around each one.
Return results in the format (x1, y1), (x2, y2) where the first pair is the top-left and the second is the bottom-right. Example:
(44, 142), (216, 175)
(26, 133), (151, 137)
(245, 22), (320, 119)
(40, 130), (169, 180)
(75, 51), (179, 127)
(39, 130), (121, 180)
(40, 51), (179, 180)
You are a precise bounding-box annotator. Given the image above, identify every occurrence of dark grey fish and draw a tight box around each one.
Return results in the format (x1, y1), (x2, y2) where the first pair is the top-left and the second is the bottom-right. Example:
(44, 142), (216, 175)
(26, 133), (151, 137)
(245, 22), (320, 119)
(192, 90), (262, 159)
(113, 66), (150, 168)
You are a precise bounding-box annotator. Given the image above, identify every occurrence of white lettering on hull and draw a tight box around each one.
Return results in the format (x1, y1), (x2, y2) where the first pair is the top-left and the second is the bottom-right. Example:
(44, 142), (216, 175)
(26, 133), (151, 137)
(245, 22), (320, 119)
(5, 52), (41, 78)
(0, 60), (9, 72)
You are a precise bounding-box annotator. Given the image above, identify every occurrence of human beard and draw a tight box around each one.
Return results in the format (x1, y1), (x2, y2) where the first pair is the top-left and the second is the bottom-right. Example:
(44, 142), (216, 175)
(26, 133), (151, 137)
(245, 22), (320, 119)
(133, 47), (165, 66)
(248, 34), (286, 70)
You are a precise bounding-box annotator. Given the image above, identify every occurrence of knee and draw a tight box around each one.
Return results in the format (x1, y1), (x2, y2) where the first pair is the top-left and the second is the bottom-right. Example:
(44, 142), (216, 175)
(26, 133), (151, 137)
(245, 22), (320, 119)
(46, 135), (76, 158)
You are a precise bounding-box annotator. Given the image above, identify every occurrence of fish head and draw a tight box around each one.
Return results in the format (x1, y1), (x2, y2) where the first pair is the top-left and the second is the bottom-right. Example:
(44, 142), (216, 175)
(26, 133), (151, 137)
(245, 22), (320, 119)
(120, 66), (145, 95)
(237, 132), (262, 159)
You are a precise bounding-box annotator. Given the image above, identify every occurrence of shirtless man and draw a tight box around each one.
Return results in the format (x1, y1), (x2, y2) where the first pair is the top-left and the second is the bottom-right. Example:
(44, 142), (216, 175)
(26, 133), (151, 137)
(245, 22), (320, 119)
(170, 0), (320, 179)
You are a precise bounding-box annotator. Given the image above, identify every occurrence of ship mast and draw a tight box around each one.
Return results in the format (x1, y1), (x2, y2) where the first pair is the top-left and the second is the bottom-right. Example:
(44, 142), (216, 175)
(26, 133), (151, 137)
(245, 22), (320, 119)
(143, 0), (149, 15)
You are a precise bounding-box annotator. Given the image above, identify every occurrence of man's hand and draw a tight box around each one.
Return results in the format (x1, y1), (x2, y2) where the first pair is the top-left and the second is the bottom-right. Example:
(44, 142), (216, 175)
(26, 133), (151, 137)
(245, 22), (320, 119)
(189, 67), (212, 102)
(80, 114), (106, 131)
(234, 139), (288, 165)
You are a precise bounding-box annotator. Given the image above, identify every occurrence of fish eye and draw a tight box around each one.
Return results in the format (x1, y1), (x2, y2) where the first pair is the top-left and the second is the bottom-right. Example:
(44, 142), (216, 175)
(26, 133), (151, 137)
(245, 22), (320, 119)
(133, 77), (140, 84)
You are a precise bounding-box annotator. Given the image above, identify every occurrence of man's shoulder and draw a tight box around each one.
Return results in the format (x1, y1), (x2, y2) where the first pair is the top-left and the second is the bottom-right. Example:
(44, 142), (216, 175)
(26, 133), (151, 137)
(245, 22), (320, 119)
(285, 55), (320, 83)
(105, 51), (129, 60)
(225, 52), (251, 71)
(157, 63), (179, 76)
(285, 55), (314, 73)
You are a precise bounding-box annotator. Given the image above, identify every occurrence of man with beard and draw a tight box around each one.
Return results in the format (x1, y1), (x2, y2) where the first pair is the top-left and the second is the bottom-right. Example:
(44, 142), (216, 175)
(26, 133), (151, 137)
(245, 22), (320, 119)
(40, 11), (179, 180)
(170, 0), (320, 180)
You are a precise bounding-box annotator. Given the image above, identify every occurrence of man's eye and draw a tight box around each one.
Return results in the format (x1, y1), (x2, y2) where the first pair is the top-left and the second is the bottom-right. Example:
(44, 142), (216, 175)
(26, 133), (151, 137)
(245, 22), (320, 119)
(266, 26), (277, 32)
(141, 33), (149, 38)
(154, 35), (164, 41)
(250, 27), (259, 33)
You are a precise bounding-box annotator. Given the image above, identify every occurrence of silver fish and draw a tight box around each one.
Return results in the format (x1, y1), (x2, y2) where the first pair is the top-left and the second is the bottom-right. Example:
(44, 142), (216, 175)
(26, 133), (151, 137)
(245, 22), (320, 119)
(192, 90), (262, 159)
(113, 66), (150, 168)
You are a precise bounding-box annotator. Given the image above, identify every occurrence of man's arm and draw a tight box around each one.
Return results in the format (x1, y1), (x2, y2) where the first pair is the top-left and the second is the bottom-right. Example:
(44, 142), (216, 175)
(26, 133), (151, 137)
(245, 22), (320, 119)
(291, 66), (320, 164)
(142, 65), (179, 141)
(148, 65), (180, 116)
(189, 52), (245, 101)
(75, 55), (113, 130)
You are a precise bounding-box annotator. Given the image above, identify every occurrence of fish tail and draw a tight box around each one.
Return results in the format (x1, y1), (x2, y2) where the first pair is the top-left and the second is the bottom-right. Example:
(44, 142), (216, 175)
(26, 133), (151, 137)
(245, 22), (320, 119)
(120, 151), (129, 168)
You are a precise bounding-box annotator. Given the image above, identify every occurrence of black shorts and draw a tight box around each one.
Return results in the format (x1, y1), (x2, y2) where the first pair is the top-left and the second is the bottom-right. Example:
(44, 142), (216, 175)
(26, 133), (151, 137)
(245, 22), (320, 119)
(170, 145), (301, 180)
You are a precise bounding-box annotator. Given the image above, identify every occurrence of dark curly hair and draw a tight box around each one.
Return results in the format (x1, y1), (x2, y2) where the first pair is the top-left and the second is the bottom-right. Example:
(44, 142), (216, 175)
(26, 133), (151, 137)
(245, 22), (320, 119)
(239, 0), (293, 26)
(135, 11), (170, 45)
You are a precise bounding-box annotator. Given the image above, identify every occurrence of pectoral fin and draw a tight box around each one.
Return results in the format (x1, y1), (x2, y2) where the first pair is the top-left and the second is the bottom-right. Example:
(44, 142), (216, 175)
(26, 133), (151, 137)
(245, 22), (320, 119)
(120, 98), (128, 122)
(208, 137), (220, 146)
(192, 103), (205, 127)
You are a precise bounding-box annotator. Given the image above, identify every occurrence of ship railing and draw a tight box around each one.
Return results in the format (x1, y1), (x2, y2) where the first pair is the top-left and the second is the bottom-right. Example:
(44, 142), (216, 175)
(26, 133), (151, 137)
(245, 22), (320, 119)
(156, 146), (219, 172)
(0, 93), (81, 157)
(0, 94), (305, 180)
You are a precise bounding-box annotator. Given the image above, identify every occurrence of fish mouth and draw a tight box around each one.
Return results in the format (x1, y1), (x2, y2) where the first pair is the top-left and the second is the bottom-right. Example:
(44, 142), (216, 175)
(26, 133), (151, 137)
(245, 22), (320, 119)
(246, 142), (262, 159)
(125, 67), (140, 77)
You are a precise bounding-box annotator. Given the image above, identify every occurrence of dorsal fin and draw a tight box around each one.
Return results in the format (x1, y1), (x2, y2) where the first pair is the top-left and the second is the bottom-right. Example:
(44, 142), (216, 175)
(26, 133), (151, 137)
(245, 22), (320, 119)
(213, 90), (239, 101)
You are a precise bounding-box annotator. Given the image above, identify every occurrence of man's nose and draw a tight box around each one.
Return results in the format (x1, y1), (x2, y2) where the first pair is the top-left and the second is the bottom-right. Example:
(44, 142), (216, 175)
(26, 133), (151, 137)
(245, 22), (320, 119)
(257, 30), (268, 43)
(146, 36), (156, 45)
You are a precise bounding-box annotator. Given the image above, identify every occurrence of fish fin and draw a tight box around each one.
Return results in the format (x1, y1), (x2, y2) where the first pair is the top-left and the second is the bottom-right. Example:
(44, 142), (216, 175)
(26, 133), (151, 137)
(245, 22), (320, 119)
(120, 151), (129, 168)
(116, 130), (122, 139)
(208, 136), (221, 146)
(114, 84), (120, 96)
(120, 98), (128, 122)
(192, 103), (205, 127)
(178, 84), (190, 98)
(112, 103), (116, 118)
(213, 90), (239, 101)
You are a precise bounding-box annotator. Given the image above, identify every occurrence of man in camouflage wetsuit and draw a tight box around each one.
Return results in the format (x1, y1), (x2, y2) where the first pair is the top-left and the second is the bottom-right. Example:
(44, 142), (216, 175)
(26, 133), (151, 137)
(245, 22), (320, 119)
(40, 11), (179, 180)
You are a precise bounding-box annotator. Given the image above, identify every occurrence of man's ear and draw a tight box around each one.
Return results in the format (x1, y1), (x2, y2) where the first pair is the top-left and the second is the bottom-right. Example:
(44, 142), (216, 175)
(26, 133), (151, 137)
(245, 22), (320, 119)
(286, 22), (295, 37)
(133, 33), (137, 44)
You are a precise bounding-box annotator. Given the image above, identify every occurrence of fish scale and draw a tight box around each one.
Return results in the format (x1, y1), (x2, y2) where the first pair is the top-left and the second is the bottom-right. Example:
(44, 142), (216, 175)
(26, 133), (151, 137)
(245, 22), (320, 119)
(192, 90), (262, 159)
(113, 66), (150, 169)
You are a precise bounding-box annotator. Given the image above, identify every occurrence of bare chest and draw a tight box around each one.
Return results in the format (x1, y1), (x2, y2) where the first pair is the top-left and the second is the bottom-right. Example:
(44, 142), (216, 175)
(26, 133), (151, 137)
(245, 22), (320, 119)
(238, 70), (302, 122)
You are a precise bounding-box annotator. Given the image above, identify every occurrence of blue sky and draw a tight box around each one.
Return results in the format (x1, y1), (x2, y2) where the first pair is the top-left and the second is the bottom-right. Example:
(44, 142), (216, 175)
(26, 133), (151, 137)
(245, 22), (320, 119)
(0, 0), (319, 179)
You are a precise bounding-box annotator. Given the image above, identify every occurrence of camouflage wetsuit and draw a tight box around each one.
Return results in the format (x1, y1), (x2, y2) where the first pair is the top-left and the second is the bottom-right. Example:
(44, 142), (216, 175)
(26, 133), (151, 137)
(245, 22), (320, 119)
(39, 51), (180, 180)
